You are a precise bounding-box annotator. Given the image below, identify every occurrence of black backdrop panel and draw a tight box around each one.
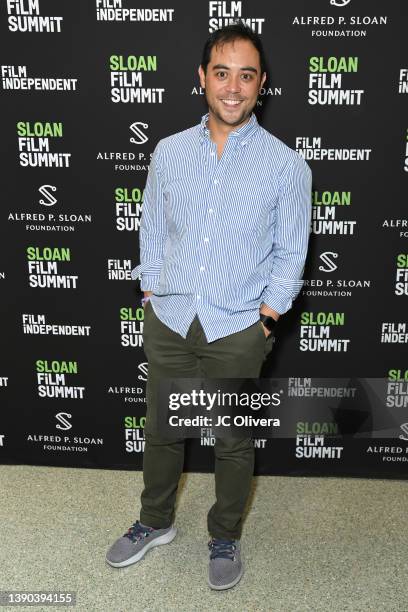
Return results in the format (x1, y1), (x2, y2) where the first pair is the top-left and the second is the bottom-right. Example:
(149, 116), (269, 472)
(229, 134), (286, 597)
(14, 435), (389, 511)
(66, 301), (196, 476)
(1, 0), (407, 477)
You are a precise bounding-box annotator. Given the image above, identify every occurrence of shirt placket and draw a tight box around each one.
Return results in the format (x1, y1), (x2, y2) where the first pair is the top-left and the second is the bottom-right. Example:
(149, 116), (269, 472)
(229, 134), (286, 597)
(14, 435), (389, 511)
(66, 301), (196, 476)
(194, 136), (237, 304)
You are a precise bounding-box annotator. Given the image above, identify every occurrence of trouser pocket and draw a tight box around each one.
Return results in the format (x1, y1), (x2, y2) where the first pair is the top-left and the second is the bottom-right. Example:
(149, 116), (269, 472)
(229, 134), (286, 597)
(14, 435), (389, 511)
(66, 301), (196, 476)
(257, 320), (275, 360)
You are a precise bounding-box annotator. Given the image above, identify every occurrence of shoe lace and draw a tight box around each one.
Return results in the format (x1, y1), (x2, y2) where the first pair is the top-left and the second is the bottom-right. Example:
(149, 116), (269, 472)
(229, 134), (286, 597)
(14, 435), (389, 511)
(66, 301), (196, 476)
(208, 538), (236, 561)
(124, 520), (153, 543)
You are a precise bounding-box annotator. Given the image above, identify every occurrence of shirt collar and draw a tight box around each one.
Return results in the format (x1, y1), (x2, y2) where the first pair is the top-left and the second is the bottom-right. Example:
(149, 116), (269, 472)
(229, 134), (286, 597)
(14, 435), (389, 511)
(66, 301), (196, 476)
(198, 111), (259, 147)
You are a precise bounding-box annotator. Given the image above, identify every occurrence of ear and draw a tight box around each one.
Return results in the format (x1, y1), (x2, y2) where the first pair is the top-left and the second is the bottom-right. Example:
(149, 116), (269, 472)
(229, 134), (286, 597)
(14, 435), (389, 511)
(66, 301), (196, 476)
(198, 65), (206, 89)
(259, 71), (266, 91)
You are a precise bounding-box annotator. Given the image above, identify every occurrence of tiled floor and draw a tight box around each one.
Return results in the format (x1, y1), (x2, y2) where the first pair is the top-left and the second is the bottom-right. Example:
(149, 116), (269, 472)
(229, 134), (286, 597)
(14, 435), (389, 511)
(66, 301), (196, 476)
(0, 465), (407, 612)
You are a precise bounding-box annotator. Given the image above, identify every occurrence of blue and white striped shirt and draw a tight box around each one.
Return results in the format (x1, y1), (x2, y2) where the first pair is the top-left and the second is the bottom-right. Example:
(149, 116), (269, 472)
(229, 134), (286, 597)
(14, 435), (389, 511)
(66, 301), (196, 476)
(131, 112), (312, 343)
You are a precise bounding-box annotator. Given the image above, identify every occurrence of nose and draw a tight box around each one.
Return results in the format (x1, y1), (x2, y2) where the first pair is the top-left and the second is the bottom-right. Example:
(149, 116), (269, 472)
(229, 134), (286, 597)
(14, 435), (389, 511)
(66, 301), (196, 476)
(225, 73), (241, 94)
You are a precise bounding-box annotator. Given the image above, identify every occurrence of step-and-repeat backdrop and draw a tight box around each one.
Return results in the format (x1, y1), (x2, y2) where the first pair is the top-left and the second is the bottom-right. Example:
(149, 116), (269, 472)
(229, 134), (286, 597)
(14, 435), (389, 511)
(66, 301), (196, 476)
(1, 0), (407, 478)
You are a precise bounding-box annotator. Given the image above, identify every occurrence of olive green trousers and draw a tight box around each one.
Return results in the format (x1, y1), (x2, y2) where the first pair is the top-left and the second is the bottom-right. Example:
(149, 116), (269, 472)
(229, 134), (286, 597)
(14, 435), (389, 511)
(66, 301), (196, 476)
(140, 299), (274, 540)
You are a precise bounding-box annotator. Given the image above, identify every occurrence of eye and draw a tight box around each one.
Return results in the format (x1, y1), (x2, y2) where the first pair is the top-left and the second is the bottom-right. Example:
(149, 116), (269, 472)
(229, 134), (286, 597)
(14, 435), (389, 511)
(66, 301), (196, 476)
(241, 73), (253, 81)
(215, 71), (227, 79)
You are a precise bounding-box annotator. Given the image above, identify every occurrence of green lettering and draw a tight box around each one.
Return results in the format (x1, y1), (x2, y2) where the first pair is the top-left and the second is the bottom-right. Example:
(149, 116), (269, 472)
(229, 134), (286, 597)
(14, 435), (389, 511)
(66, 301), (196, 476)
(397, 254), (408, 268)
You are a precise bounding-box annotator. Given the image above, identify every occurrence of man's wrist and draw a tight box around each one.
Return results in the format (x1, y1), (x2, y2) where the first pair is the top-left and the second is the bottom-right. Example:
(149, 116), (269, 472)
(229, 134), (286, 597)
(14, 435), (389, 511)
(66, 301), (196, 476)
(259, 314), (277, 333)
(141, 296), (151, 307)
(259, 302), (280, 322)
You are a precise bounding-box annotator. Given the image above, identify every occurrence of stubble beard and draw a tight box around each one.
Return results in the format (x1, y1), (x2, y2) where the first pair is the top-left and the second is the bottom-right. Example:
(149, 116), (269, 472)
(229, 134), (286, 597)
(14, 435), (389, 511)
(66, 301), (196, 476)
(206, 96), (255, 128)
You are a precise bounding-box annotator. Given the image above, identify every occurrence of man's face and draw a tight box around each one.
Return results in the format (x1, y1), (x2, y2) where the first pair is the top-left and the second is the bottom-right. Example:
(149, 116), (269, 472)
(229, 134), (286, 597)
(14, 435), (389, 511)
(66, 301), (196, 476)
(198, 38), (266, 130)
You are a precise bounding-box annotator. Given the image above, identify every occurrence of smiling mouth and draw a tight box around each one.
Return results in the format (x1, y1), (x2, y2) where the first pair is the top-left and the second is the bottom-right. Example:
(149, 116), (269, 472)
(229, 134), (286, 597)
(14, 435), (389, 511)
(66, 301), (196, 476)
(220, 99), (244, 107)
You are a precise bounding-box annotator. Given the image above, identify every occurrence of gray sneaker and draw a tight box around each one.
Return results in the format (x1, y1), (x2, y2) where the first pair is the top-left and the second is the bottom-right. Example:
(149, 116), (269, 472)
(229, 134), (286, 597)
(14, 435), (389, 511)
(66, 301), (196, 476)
(208, 538), (243, 590)
(106, 520), (177, 568)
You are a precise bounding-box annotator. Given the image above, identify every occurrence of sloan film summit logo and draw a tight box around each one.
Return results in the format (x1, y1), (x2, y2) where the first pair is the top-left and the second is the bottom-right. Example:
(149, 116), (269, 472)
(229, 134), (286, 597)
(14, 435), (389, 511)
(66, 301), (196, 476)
(17, 122), (71, 167)
(395, 254), (408, 296)
(308, 56), (364, 105)
(36, 360), (85, 399)
(311, 189), (356, 235)
(26, 247), (78, 288)
(385, 369), (408, 409)
(109, 55), (164, 104)
(124, 416), (145, 453)
(120, 306), (145, 347)
(114, 187), (143, 231)
(299, 312), (350, 352)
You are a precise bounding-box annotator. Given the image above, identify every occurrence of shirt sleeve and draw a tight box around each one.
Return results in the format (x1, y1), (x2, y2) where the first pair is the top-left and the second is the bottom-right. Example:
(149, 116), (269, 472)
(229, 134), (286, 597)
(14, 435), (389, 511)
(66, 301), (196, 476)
(131, 141), (168, 291)
(261, 155), (312, 314)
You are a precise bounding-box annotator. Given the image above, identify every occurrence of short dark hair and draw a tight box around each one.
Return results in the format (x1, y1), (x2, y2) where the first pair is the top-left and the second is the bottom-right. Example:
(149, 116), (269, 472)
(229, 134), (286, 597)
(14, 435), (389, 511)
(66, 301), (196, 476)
(201, 22), (266, 77)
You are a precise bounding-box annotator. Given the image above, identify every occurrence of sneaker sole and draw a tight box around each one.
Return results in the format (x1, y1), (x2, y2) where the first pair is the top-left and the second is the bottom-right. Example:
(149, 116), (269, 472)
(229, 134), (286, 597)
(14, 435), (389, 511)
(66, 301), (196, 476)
(106, 526), (177, 568)
(208, 565), (244, 591)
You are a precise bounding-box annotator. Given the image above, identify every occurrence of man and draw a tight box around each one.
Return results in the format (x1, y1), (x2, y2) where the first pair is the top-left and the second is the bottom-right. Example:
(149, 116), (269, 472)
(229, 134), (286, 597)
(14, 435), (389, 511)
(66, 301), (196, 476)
(106, 23), (312, 590)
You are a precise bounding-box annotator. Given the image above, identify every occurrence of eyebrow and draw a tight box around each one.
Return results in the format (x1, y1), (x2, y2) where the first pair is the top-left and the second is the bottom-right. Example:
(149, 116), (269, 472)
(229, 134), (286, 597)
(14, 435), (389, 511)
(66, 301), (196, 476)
(212, 64), (258, 74)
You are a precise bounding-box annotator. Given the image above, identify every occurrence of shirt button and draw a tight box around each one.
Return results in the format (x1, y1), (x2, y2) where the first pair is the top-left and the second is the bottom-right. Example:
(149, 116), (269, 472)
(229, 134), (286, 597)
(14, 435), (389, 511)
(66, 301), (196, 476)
(200, 266), (205, 272)
(204, 237), (209, 243)
(196, 294), (201, 299)
(210, 152), (215, 156)
(208, 209), (214, 214)
(213, 179), (219, 185)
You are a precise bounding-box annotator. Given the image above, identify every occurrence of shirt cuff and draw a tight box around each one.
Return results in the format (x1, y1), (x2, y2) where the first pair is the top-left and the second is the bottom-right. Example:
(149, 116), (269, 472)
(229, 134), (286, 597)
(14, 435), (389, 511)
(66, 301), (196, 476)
(131, 264), (141, 281)
(261, 280), (304, 315)
(139, 274), (160, 291)
(131, 263), (161, 290)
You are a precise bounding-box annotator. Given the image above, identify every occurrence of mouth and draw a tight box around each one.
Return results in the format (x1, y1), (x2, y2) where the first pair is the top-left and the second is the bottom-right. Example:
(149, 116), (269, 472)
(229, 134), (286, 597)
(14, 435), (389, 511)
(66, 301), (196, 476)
(220, 99), (244, 109)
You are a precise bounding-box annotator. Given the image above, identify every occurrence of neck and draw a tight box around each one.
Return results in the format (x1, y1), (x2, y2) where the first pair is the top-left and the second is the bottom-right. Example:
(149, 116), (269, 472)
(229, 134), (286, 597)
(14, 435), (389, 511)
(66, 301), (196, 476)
(206, 111), (251, 144)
